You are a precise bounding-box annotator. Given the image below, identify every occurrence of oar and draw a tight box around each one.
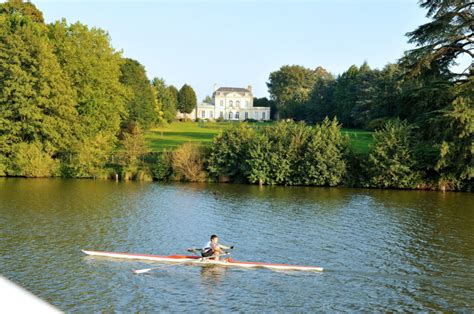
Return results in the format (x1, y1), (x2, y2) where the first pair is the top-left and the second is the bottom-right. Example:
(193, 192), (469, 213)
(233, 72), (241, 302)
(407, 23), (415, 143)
(132, 253), (231, 274)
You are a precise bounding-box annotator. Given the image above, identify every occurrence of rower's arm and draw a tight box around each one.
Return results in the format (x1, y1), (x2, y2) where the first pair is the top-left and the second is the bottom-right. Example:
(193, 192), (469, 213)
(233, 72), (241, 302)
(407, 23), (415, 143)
(219, 244), (234, 250)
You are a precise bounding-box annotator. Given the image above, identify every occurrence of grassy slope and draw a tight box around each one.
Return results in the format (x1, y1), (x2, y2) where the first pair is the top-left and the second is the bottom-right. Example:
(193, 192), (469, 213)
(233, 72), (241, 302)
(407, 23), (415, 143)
(146, 122), (373, 154)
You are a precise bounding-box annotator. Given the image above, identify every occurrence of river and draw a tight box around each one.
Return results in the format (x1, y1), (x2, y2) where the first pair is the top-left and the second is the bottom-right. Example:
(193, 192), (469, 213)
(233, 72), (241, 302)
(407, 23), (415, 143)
(0, 178), (473, 312)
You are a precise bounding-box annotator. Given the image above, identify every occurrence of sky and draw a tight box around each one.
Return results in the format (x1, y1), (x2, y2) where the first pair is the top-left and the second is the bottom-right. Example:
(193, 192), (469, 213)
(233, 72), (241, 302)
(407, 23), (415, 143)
(35, 0), (429, 100)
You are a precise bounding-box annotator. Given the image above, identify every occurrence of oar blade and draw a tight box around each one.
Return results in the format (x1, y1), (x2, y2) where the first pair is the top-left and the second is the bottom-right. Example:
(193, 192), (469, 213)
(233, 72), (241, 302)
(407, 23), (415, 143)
(132, 268), (152, 274)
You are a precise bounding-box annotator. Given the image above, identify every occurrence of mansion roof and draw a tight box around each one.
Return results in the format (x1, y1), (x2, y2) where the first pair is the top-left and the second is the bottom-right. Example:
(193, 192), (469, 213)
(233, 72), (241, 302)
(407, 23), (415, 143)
(215, 87), (250, 93)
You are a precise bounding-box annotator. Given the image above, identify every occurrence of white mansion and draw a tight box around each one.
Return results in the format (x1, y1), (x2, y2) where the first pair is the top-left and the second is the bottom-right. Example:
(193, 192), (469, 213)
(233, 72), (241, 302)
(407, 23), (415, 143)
(179, 85), (270, 121)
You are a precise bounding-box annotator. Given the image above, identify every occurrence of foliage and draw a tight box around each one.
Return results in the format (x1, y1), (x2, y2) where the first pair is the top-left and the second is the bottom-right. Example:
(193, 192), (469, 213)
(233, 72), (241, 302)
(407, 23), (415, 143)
(152, 78), (177, 123)
(120, 58), (156, 129)
(207, 120), (348, 186)
(177, 84), (197, 115)
(267, 65), (332, 118)
(206, 124), (255, 181)
(171, 142), (206, 182)
(47, 19), (128, 160)
(366, 119), (420, 189)
(203, 95), (212, 103)
(300, 118), (348, 186)
(148, 151), (173, 181)
(120, 122), (148, 168)
(434, 96), (473, 190)
(0, 0), (44, 23)
(60, 133), (112, 178)
(9, 142), (59, 177)
(401, 0), (473, 89)
(0, 11), (78, 168)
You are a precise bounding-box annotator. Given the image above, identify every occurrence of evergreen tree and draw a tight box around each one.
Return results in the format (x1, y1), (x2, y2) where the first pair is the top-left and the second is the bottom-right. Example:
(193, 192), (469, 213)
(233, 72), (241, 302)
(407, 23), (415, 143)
(434, 96), (473, 190)
(366, 119), (420, 189)
(177, 84), (197, 116)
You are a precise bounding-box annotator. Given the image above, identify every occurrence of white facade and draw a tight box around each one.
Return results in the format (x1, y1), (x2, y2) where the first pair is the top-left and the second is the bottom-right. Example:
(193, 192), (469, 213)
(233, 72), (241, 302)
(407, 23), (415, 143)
(178, 85), (271, 121)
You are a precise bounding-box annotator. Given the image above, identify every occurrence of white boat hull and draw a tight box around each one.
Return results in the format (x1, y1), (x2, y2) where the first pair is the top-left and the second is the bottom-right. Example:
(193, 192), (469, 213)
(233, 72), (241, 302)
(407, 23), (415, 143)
(82, 250), (323, 272)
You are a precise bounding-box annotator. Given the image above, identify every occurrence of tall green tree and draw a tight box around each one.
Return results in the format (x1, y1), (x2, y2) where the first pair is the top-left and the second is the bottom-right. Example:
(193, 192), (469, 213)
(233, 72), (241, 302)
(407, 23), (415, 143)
(0, 0), (44, 23)
(267, 65), (332, 119)
(177, 84), (197, 117)
(47, 20), (128, 177)
(366, 119), (420, 189)
(168, 85), (179, 107)
(434, 96), (473, 190)
(400, 0), (473, 189)
(120, 58), (156, 129)
(0, 10), (78, 176)
(152, 78), (177, 123)
(402, 0), (473, 89)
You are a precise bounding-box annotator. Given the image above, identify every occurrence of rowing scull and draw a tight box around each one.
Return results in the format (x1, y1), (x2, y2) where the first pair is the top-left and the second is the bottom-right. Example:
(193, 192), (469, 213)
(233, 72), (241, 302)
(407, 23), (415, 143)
(81, 250), (323, 272)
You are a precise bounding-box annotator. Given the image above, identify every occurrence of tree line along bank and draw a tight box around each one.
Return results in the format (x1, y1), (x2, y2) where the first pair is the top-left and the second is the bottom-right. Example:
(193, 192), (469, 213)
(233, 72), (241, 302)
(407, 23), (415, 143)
(0, 0), (472, 191)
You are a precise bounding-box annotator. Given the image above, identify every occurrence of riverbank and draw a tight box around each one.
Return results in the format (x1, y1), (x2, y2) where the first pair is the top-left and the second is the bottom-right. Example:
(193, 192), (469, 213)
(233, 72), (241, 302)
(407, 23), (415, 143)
(145, 121), (373, 154)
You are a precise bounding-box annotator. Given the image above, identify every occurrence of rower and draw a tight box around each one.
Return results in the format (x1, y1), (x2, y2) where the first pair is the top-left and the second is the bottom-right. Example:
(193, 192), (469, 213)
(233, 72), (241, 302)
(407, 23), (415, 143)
(202, 234), (233, 261)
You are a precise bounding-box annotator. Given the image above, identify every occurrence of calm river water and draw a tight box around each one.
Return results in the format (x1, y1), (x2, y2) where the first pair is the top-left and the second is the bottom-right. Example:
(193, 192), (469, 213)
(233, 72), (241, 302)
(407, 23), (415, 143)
(0, 178), (473, 312)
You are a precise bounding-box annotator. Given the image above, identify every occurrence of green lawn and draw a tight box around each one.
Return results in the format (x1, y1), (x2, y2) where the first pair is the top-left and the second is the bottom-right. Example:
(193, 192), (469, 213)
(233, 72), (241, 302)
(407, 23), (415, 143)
(146, 122), (373, 154)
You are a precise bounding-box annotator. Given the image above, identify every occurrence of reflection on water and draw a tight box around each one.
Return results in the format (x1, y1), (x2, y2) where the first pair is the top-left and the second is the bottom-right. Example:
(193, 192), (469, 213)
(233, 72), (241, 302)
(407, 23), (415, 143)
(0, 178), (473, 312)
(200, 266), (228, 289)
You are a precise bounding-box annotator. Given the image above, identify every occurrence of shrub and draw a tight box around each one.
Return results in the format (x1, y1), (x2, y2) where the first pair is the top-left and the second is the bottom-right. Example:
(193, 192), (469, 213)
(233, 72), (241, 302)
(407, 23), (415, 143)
(299, 118), (348, 186)
(207, 124), (255, 181)
(172, 143), (206, 182)
(366, 119), (420, 188)
(60, 134), (112, 178)
(9, 142), (59, 177)
(149, 151), (173, 181)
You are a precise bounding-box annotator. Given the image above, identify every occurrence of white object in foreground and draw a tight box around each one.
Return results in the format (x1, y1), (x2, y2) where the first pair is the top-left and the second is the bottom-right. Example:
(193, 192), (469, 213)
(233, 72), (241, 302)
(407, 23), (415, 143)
(0, 276), (60, 313)
(82, 250), (323, 272)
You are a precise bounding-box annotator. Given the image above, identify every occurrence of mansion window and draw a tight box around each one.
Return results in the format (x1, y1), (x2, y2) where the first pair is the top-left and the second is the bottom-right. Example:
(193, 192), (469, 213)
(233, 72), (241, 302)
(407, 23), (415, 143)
(246, 101), (249, 107)
(229, 100), (233, 107)
(236, 112), (240, 119)
(245, 112), (248, 119)
(220, 111), (224, 118)
(220, 100), (224, 106)
(202, 111), (205, 118)
(262, 112), (266, 120)
(236, 101), (240, 107)
(210, 111), (213, 118)
(229, 112), (233, 119)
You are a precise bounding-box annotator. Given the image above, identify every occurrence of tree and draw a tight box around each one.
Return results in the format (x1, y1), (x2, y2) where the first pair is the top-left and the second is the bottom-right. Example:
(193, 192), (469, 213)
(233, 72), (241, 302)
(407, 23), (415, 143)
(0, 0), (44, 23)
(366, 119), (420, 189)
(299, 118), (347, 186)
(177, 84), (197, 117)
(401, 0), (473, 90)
(253, 97), (277, 120)
(152, 78), (176, 123)
(332, 63), (381, 128)
(168, 85), (179, 105)
(0, 12), (79, 176)
(121, 122), (148, 168)
(120, 58), (156, 129)
(434, 96), (473, 190)
(47, 20), (129, 177)
(207, 124), (255, 182)
(203, 95), (212, 104)
(267, 65), (332, 119)
(399, 0), (473, 189)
